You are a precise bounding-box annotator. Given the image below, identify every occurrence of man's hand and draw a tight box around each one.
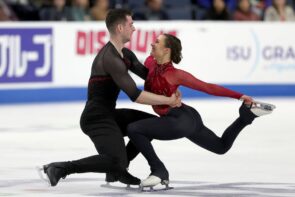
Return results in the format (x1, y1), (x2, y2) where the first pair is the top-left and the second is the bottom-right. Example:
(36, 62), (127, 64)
(175, 89), (182, 99)
(169, 91), (182, 107)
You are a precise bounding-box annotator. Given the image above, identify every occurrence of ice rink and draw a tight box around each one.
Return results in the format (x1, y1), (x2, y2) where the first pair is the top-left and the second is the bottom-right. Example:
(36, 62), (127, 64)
(1, 98), (295, 197)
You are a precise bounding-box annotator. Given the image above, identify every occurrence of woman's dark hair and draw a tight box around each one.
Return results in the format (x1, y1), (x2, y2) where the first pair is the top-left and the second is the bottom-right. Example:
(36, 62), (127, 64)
(105, 9), (132, 34)
(163, 33), (182, 64)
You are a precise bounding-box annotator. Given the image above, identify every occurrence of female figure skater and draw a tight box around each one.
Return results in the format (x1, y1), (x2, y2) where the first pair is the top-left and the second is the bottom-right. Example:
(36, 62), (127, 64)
(126, 33), (273, 188)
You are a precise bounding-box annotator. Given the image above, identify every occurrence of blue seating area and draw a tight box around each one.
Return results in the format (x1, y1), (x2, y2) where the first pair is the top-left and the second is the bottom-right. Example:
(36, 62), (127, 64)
(166, 7), (193, 20)
(1, 0), (295, 21)
(123, 0), (295, 20)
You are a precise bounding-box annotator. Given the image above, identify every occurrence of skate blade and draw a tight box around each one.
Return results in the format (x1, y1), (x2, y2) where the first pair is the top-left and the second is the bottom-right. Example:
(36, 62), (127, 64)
(251, 101), (276, 116)
(140, 185), (173, 192)
(253, 101), (276, 111)
(101, 183), (140, 191)
(36, 166), (51, 186)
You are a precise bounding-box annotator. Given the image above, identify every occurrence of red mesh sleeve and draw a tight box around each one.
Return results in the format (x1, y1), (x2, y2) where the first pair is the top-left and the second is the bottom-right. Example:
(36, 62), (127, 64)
(164, 69), (243, 99)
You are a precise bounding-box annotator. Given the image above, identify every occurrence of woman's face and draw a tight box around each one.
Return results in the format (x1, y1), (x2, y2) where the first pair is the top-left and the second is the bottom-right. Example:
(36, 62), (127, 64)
(151, 34), (169, 59)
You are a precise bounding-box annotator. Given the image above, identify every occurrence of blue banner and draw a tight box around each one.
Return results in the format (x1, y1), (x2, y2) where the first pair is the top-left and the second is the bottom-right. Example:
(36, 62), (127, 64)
(0, 28), (53, 83)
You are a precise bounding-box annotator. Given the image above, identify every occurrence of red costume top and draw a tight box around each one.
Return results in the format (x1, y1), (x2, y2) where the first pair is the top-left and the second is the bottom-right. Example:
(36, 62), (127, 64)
(144, 56), (243, 116)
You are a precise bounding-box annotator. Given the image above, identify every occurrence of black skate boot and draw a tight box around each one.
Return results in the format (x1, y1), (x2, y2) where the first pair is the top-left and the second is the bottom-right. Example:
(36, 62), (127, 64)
(42, 162), (71, 186)
(118, 170), (140, 185)
(105, 172), (119, 183)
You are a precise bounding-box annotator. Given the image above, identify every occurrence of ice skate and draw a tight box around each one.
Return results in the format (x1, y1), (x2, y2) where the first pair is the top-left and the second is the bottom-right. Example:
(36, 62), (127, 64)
(250, 101), (276, 116)
(239, 100), (275, 124)
(36, 162), (68, 187)
(118, 170), (140, 186)
(100, 182), (140, 191)
(140, 175), (173, 192)
(101, 170), (140, 190)
(105, 172), (119, 183)
(101, 172), (119, 188)
(36, 166), (50, 186)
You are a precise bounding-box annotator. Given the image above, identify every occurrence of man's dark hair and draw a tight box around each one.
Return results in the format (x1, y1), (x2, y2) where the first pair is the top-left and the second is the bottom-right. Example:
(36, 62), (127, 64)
(105, 9), (132, 34)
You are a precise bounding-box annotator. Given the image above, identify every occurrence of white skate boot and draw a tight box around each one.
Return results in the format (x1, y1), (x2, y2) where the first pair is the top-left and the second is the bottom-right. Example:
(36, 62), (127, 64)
(250, 101), (276, 116)
(140, 175), (172, 192)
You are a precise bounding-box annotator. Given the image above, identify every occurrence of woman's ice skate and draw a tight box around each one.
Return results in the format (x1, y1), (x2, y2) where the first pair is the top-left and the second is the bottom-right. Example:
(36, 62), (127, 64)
(140, 175), (173, 192)
(250, 101), (276, 116)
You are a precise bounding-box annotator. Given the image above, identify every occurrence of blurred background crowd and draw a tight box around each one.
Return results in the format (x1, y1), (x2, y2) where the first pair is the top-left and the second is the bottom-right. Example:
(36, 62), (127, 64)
(0, 0), (294, 21)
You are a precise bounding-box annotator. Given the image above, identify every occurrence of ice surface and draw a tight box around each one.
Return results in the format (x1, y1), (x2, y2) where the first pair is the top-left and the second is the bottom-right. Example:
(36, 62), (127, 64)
(1, 98), (294, 196)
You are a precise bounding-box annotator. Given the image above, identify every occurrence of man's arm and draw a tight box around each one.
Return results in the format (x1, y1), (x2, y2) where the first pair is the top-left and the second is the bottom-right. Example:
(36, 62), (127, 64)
(104, 56), (180, 106)
(122, 48), (148, 80)
(135, 91), (180, 106)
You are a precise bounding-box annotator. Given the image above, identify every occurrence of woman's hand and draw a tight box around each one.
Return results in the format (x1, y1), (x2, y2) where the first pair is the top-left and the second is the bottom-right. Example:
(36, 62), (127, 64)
(240, 95), (254, 105)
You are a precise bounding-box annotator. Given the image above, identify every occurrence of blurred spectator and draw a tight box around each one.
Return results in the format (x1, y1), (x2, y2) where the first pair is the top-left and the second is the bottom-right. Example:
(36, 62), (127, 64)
(250, 0), (272, 18)
(0, 1), (18, 21)
(233, 0), (261, 21)
(204, 0), (231, 20)
(7, 0), (39, 20)
(196, 0), (212, 9)
(31, 0), (46, 8)
(39, 0), (73, 21)
(70, 0), (91, 21)
(90, 0), (109, 20)
(0, 5), (9, 21)
(133, 0), (169, 20)
(264, 0), (295, 21)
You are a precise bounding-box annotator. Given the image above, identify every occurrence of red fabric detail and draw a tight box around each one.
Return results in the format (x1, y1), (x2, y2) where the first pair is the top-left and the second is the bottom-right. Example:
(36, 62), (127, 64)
(89, 76), (111, 84)
(144, 55), (156, 70)
(144, 57), (177, 116)
(165, 69), (243, 99)
(144, 56), (243, 116)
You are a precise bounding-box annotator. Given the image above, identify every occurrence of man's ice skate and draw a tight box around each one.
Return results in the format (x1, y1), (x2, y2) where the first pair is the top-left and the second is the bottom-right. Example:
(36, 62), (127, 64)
(250, 101), (276, 116)
(36, 162), (68, 187)
(36, 166), (50, 186)
(100, 183), (140, 191)
(101, 170), (140, 190)
(101, 172), (119, 188)
(140, 175), (173, 192)
(105, 172), (119, 183)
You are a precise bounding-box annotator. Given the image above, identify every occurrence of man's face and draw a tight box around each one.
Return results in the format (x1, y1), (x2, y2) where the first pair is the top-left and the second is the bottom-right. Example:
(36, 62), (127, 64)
(121, 15), (135, 43)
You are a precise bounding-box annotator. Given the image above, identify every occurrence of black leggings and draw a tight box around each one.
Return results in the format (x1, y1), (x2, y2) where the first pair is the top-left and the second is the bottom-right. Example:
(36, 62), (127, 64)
(69, 108), (156, 174)
(127, 104), (253, 179)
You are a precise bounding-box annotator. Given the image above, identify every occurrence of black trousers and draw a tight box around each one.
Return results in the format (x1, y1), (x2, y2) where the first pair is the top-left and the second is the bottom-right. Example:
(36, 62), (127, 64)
(127, 104), (253, 179)
(70, 108), (156, 174)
